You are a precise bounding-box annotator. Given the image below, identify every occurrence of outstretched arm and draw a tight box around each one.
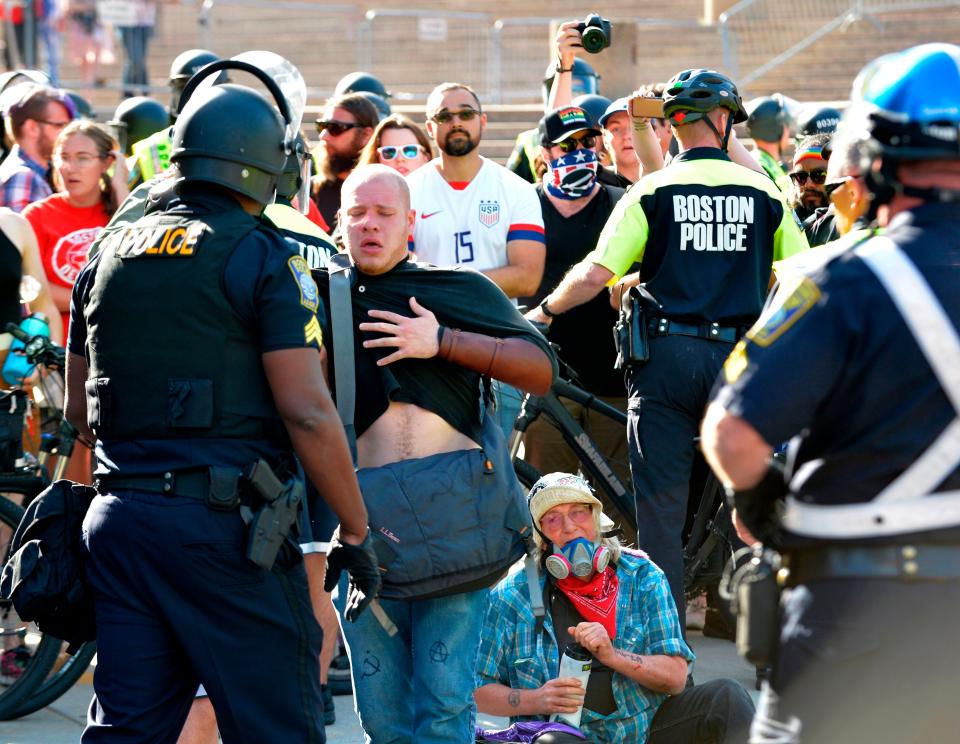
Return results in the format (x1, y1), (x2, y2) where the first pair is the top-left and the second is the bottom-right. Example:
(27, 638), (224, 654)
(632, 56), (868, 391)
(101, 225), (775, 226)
(359, 296), (554, 395)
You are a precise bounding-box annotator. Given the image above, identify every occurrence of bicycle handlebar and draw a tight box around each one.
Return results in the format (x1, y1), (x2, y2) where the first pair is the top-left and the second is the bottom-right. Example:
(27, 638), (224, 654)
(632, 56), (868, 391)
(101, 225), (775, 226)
(5, 322), (66, 370)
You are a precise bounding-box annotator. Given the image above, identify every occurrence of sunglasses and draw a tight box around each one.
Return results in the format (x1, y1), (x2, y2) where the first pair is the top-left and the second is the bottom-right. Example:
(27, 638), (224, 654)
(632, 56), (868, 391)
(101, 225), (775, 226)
(540, 504), (593, 532)
(824, 175), (861, 199)
(430, 108), (479, 125)
(316, 120), (361, 136)
(555, 135), (597, 154)
(377, 144), (425, 161)
(789, 169), (828, 186)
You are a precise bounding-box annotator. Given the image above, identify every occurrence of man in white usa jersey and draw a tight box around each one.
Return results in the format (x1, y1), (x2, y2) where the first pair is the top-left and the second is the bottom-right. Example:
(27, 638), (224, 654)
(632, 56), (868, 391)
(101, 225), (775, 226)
(407, 83), (546, 299)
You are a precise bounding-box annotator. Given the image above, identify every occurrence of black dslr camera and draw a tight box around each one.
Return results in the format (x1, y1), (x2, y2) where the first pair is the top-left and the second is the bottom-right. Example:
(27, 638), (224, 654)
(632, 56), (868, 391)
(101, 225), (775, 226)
(577, 13), (612, 54)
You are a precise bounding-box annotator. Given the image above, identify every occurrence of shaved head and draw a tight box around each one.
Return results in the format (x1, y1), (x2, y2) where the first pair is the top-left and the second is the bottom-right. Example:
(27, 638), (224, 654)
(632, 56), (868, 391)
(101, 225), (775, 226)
(342, 163), (410, 213)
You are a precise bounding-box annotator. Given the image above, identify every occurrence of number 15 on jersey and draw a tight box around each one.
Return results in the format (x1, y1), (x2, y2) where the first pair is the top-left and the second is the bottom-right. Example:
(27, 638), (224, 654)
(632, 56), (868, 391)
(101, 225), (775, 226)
(455, 231), (474, 263)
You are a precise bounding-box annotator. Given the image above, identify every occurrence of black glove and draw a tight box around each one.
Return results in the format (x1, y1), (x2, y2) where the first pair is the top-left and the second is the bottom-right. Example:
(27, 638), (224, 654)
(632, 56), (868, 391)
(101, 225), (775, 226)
(727, 459), (787, 549)
(324, 529), (381, 622)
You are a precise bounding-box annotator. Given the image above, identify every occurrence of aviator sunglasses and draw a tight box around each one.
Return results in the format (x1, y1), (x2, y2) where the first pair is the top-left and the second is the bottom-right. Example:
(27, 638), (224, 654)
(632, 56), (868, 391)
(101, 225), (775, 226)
(316, 120), (362, 136)
(377, 144), (426, 161)
(430, 108), (480, 125)
(789, 169), (828, 186)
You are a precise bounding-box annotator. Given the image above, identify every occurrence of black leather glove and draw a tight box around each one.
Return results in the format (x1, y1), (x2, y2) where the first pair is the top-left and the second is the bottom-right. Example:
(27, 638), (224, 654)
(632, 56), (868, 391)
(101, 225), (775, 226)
(324, 529), (381, 622)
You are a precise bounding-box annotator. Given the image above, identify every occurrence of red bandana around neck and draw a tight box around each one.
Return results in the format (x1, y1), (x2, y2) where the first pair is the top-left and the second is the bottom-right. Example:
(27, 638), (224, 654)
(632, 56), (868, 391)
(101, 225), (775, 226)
(556, 566), (619, 638)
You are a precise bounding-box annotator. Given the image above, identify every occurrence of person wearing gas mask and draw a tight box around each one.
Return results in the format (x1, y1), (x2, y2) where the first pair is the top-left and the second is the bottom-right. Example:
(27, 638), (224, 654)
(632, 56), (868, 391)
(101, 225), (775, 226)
(475, 472), (754, 744)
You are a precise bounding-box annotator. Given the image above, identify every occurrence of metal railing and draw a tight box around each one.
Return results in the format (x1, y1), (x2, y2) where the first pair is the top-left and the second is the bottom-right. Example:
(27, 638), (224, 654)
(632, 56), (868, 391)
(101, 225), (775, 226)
(720, 0), (959, 89)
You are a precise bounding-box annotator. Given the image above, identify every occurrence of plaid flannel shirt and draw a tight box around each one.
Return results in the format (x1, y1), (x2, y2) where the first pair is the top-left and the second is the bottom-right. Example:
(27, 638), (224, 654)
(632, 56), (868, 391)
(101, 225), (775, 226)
(476, 550), (695, 744)
(0, 146), (52, 213)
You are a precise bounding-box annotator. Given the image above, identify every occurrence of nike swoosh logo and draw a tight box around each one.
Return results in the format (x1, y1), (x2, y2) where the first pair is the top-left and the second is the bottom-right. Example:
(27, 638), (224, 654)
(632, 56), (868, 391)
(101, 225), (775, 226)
(421, 211), (443, 219)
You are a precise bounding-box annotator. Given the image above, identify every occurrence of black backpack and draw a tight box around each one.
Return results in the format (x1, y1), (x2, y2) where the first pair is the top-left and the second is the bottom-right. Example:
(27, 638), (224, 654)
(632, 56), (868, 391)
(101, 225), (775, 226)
(0, 480), (97, 653)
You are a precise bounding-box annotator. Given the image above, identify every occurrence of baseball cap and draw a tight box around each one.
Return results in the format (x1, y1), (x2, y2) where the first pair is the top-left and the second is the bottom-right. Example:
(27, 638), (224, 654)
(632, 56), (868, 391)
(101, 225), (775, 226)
(539, 106), (601, 146)
(599, 97), (629, 128)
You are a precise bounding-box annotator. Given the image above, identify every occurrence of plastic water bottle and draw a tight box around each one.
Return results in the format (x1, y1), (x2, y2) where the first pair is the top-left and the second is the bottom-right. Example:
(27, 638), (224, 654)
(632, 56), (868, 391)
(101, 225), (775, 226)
(2, 313), (50, 385)
(550, 642), (592, 730)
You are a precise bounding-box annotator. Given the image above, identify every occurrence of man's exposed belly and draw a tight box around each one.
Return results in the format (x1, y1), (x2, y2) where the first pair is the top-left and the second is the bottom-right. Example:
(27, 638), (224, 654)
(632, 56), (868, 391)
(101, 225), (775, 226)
(356, 401), (480, 469)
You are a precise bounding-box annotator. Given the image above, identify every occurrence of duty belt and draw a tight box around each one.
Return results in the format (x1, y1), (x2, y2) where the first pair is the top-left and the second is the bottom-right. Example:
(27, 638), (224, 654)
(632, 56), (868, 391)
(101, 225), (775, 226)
(784, 543), (960, 585)
(96, 466), (245, 504)
(648, 316), (742, 343)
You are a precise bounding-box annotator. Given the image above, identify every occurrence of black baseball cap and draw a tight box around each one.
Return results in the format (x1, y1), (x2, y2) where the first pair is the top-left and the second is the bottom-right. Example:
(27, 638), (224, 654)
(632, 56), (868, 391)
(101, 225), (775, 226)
(539, 106), (601, 146)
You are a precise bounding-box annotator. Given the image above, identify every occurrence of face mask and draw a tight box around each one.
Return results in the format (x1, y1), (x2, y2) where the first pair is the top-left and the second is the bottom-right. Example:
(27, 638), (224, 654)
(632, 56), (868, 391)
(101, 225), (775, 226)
(545, 148), (599, 200)
(545, 536), (611, 580)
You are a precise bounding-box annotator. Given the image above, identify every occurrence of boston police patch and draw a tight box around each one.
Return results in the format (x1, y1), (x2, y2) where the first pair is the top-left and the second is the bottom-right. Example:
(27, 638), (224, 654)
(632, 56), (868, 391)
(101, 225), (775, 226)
(288, 255), (319, 313)
(748, 276), (821, 347)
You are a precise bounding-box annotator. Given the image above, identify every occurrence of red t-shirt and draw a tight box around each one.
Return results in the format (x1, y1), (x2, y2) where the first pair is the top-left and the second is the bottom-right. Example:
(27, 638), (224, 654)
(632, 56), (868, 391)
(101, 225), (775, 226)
(23, 193), (109, 334)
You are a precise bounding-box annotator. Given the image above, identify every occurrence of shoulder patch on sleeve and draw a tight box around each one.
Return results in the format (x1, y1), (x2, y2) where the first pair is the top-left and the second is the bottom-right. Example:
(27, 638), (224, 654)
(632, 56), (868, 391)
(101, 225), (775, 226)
(304, 316), (323, 348)
(288, 254), (319, 313)
(747, 276), (821, 348)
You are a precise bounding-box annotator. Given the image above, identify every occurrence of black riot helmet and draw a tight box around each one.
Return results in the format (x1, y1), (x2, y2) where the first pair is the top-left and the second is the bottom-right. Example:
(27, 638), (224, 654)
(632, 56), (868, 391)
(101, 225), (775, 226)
(746, 94), (789, 143)
(356, 90), (391, 121)
(572, 94), (612, 128)
(275, 132), (309, 201)
(663, 68), (746, 151)
(334, 71), (390, 100)
(542, 58), (600, 105)
(796, 105), (842, 139)
(168, 49), (221, 117)
(172, 60), (293, 205)
(108, 96), (169, 155)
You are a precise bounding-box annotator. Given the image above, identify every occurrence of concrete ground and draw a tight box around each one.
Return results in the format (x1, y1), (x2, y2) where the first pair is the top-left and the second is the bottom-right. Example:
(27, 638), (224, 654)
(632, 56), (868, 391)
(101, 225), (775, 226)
(0, 631), (757, 743)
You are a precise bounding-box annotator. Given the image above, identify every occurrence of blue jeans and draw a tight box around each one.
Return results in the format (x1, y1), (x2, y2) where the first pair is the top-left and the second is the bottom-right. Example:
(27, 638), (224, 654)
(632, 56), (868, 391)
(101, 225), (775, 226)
(492, 379), (523, 441)
(119, 25), (151, 92)
(336, 589), (489, 744)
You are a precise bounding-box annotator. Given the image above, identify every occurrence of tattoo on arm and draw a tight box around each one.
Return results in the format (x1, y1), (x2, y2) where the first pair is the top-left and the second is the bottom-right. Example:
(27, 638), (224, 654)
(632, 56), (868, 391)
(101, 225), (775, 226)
(508, 690), (521, 708)
(615, 649), (645, 670)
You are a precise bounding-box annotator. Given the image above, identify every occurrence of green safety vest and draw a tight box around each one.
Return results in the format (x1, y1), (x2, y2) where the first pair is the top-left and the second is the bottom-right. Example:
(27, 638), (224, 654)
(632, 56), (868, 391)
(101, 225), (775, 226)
(128, 128), (174, 188)
(756, 149), (792, 194)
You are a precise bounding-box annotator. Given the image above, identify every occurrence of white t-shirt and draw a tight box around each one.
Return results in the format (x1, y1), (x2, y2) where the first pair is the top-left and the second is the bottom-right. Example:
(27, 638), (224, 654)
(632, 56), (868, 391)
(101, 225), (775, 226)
(407, 157), (545, 272)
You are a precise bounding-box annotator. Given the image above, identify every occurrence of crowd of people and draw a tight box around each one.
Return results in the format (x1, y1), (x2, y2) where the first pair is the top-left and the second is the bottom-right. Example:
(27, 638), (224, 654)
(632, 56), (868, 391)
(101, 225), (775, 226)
(0, 15), (958, 744)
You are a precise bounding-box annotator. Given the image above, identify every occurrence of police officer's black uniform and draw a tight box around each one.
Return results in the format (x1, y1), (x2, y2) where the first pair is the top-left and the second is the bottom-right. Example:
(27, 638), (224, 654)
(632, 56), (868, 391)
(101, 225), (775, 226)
(70, 82), (328, 742)
(713, 44), (960, 743)
(587, 70), (808, 622)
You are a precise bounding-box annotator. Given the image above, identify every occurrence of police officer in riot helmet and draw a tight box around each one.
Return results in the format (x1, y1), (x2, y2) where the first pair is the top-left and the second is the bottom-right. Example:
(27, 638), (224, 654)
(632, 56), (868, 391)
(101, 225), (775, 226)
(703, 43), (960, 743)
(796, 104), (842, 140)
(168, 49), (221, 121)
(334, 71), (390, 101)
(108, 96), (169, 156)
(746, 94), (792, 191)
(65, 67), (379, 741)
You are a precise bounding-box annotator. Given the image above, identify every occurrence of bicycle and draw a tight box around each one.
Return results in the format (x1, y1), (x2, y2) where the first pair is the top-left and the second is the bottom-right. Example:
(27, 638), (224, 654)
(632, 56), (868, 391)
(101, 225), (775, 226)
(509, 347), (738, 627)
(0, 324), (96, 720)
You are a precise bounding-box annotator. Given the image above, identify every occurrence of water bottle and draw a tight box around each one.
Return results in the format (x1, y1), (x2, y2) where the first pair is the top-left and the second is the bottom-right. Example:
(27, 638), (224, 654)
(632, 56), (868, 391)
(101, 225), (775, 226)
(550, 642), (592, 730)
(2, 313), (50, 386)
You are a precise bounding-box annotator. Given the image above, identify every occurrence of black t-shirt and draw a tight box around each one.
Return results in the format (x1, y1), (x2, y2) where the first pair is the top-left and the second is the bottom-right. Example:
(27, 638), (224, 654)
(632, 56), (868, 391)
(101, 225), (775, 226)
(550, 584), (617, 716)
(312, 178), (343, 232)
(598, 166), (632, 189)
(313, 258), (557, 443)
(522, 184), (625, 396)
(0, 225), (21, 330)
(802, 207), (839, 247)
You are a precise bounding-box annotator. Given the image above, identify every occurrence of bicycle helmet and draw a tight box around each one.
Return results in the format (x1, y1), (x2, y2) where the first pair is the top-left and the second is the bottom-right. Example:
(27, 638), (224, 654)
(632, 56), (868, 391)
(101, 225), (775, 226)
(663, 69), (746, 151)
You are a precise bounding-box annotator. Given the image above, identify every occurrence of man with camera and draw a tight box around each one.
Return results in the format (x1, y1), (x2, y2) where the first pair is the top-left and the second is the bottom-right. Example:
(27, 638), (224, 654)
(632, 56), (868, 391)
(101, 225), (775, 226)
(526, 69), (807, 628)
(702, 44), (960, 742)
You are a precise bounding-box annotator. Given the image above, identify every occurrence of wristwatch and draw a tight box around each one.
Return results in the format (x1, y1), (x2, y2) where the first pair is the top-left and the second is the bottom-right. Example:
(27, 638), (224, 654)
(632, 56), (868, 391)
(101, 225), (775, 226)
(539, 299), (559, 318)
(554, 59), (573, 74)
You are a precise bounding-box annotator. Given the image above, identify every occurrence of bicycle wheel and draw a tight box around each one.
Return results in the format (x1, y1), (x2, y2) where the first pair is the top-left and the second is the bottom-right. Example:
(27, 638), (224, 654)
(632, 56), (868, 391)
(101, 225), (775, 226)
(6, 639), (96, 718)
(0, 496), (63, 720)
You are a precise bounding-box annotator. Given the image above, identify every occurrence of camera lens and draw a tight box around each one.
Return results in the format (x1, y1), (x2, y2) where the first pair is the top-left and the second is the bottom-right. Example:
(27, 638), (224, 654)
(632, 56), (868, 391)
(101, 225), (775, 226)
(581, 27), (606, 54)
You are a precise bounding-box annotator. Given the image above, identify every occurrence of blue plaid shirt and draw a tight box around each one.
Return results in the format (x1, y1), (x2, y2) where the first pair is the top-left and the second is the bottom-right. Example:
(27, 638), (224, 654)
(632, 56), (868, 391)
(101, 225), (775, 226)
(0, 146), (52, 213)
(476, 550), (695, 743)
